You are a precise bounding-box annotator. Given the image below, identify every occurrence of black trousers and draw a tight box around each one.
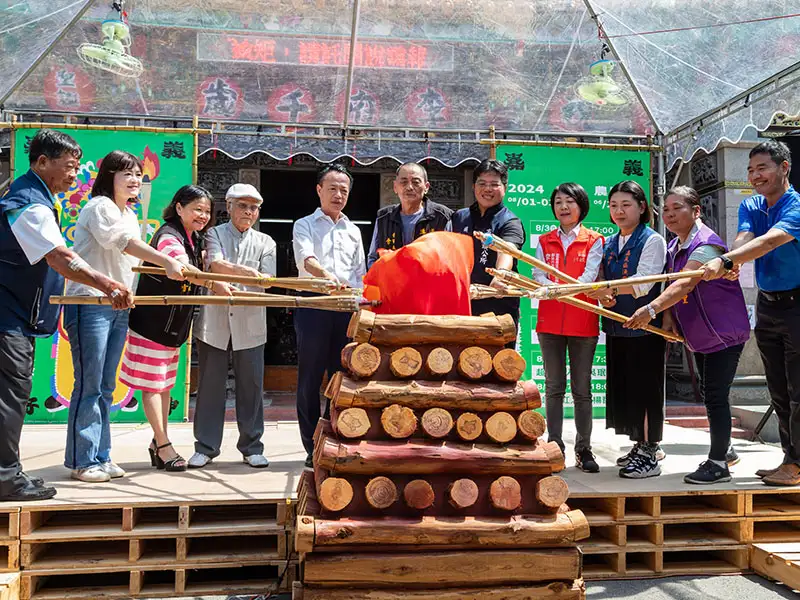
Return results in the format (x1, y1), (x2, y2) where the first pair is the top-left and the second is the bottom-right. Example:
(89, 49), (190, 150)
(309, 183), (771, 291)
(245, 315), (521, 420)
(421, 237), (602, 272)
(294, 308), (351, 455)
(754, 291), (800, 465)
(694, 343), (744, 461)
(0, 333), (35, 497)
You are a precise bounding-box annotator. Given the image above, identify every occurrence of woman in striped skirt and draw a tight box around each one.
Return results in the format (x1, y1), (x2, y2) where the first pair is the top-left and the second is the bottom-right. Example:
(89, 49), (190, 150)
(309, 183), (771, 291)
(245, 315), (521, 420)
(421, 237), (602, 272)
(121, 185), (227, 471)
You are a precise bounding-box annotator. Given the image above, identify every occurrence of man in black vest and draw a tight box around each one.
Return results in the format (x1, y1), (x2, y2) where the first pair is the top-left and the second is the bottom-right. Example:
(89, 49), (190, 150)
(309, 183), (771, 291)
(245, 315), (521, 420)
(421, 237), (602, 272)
(452, 159), (526, 341)
(367, 163), (452, 268)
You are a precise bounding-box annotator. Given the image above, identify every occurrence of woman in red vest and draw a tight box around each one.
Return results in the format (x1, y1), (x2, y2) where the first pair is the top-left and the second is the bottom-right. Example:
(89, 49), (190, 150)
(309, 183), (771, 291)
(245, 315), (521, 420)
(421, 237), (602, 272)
(535, 183), (604, 473)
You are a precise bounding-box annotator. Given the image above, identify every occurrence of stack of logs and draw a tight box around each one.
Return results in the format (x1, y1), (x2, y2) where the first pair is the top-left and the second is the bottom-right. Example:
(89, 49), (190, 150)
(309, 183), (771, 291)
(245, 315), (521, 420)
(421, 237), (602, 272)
(294, 311), (589, 600)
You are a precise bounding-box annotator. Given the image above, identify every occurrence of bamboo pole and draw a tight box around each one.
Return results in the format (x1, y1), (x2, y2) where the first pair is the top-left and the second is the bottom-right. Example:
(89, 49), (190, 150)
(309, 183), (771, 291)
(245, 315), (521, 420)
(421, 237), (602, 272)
(469, 284), (525, 300)
(531, 269), (705, 300)
(474, 231), (577, 284)
(486, 269), (683, 343)
(0, 121), (212, 135)
(133, 266), (341, 294)
(481, 137), (661, 152)
(9, 115), (16, 181)
(50, 295), (369, 312)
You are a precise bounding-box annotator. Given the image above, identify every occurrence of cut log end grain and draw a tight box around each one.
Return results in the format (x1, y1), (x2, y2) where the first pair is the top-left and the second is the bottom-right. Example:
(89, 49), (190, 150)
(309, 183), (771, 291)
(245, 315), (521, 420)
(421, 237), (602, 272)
(389, 347), (423, 378)
(421, 408), (454, 439)
(318, 478), (354, 512)
(403, 479), (435, 510)
(490, 476), (522, 511)
(458, 347), (493, 380)
(336, 407), (371, 438)
(485, 411), (517, 443)
(426, 347), (454, 377)
(365, 476), (398, 509)
(517, 410), (546, 441)
(447, 478), (479, 509)
(380, 404), (418, 438)
(492, 348), (527, 382)
(455, 413), (483, 441)
(535, 476), (570, 509)
(341, 342), (381, 378)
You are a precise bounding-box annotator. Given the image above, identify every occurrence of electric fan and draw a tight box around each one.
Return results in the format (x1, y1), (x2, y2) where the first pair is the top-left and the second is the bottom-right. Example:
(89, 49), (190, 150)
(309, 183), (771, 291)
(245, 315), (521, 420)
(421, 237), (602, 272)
(575, 59), (629, 107)
(77, 1), (143, 78)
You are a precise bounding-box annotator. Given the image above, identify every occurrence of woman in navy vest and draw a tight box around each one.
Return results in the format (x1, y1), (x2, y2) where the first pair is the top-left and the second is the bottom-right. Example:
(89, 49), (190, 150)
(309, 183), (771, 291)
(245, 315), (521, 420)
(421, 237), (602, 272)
(588, 180), (668, 479)
(624, 186), (750, 484)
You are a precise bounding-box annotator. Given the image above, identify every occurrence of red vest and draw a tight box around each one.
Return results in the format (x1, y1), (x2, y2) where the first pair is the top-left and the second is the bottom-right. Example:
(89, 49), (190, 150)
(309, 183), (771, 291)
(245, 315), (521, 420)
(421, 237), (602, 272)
(535, 226), (603, 337)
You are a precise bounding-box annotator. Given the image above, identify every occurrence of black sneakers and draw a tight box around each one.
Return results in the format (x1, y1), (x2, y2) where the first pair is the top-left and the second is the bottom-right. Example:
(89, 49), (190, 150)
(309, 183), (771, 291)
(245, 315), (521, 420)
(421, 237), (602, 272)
(684, 460), (732, 485)
(576, 448), (600, 473)
(617, 442), (666, 466)
(619, 447), (661, 479)
(304, 453), (314, 470)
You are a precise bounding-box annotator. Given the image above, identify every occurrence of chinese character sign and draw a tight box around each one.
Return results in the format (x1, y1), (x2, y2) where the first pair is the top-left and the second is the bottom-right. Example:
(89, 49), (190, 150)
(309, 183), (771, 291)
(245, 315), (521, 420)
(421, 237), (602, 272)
(496, 145), (651, 417)
(13, 129), (195, 424)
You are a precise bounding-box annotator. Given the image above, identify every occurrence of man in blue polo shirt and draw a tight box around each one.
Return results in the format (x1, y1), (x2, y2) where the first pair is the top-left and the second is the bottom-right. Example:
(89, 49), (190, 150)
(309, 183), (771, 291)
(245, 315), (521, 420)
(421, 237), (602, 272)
(0, 129), (133, 502)
(702, 140), (800, 486)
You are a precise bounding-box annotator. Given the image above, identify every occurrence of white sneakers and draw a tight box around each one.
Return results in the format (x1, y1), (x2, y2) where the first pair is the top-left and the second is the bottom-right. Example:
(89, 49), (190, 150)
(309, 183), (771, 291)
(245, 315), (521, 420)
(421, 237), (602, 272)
(70, 462), (126, 482)
(187, 453), (212, 469)
(243, 454), (269, 468)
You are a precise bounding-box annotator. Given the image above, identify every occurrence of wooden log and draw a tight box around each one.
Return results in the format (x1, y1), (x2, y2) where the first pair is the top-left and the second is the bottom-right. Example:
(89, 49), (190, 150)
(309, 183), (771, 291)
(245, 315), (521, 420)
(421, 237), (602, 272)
(485, 411), (518, 444)
(318, 478), (354, 512)
(303, 511), (590, 551)
(447, 479), (479, 509)
(404, 479), (436, 510)
(455, 413), (483, 441)
(490, 476), (522, 511)
(380, 404), (418, 438)
(336, 408), (371, 439)
(493, 349), (527, 382)
(303, 548), (582, 586)
(421, 408), (454, 439)
(535, 476), (570, 510)
(517, 410), (546, 441)
(426, 347), (454, 377)
(365, 476), (398, 509)
(328, 374), (541, 412)
(316, 432), (564, 475)
(341, 342), (381, 378)
(297, 581), (586, 600)
(458, 346), (493, 380)
(348, 310), (518, 346)
(389, 347), (423, 378)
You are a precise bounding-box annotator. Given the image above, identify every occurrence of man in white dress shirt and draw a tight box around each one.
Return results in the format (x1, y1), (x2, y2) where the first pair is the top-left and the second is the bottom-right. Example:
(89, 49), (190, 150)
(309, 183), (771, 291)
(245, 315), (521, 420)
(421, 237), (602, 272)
(189, 183), (276, 469)
(293, 165), (366, 468)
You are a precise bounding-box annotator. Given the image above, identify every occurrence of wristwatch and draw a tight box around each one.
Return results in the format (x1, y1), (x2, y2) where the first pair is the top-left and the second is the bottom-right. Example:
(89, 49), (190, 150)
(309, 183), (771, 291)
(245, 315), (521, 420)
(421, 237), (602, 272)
(646, 304), (657, 320)
(721, 255), (734, 271)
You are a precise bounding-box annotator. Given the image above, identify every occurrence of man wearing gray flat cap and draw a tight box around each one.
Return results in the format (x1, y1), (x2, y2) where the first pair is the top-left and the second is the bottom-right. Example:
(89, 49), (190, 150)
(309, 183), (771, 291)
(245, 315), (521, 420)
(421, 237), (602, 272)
(189, 183), (276, 469)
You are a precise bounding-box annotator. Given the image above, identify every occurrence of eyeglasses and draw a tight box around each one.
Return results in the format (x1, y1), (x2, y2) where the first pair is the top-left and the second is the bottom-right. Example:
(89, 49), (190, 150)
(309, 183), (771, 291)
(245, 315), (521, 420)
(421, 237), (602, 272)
(234, 201), (261, 214)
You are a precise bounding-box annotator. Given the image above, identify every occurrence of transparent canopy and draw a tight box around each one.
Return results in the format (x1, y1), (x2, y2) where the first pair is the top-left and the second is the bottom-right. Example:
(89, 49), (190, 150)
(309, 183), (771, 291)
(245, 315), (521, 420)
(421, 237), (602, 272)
(1, 0), (798, 165)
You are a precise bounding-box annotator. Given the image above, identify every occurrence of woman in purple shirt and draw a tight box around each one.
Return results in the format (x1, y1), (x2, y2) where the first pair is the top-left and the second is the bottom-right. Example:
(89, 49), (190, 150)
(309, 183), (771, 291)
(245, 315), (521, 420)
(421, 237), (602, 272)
(625, 186), (750, 484)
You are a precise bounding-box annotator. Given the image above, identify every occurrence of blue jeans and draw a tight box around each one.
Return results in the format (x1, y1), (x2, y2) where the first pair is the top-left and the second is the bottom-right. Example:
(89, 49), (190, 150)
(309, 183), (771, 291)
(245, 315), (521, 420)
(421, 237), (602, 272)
(63, 305), (129, 470)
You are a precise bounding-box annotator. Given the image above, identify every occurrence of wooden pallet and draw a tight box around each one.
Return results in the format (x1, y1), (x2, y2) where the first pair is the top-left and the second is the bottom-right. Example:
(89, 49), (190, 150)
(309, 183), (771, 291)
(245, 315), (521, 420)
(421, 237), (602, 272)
(0, 574), (20, 600)
(292, 579), (586, 599)
(19, 562), (297, 600)
(751, 543), (800, 592)
(0, 543), (19, 573)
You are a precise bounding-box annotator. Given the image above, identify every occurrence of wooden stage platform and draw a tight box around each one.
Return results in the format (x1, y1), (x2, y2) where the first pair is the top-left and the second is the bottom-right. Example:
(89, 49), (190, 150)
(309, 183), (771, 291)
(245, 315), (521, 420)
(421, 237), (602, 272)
(1, 420), (798, 598)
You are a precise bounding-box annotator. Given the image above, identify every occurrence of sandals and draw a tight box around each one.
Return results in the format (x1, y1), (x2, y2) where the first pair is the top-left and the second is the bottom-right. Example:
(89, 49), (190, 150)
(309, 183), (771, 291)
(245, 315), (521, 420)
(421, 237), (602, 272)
(153, 442), (187, 472)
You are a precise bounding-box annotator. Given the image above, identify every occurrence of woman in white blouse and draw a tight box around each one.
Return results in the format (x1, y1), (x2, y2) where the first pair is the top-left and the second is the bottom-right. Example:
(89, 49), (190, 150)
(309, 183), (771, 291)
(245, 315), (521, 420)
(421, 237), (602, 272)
(588, 180), (669, 480)
(63, 150), (187, 483)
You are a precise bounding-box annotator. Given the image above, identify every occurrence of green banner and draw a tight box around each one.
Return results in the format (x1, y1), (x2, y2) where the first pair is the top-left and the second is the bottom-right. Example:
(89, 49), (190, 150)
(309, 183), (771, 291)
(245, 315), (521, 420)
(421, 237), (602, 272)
(13, 128), (195, 423)
(497, 145), (652, 417)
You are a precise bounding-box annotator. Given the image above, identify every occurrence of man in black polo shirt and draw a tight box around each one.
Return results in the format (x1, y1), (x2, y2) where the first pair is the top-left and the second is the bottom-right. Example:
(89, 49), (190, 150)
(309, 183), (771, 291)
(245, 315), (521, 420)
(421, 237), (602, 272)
(367, 163), (452, 268)
(452, 159), (526, 339)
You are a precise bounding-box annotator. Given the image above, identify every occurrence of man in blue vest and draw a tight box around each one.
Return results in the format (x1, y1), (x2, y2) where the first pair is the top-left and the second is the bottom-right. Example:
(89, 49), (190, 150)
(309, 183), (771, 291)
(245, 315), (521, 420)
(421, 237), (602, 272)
(452, 159), (526, 346)
(702, 140), (800, 486)
(0, 129), (133, 501)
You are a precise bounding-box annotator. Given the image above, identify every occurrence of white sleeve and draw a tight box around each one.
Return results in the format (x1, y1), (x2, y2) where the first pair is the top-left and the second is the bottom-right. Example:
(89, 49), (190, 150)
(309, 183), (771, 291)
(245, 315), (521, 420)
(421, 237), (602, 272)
(576, 237), (604, 283)
(8, 204), (66, 265)
(533, 242), (550, 285)
(631, 234), (667, 298)
(86, 199), (135, 252)
(292, 218), (316, 271)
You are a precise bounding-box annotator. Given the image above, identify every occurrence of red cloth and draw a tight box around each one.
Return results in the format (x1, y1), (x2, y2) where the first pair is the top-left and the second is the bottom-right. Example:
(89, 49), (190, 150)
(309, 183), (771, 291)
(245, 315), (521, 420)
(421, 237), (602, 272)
(363, 231), (474, 315)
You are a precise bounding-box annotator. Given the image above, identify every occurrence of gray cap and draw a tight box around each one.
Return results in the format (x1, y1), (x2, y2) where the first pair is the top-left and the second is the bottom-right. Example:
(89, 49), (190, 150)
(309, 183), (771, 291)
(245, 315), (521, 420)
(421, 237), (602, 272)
(225, 183), (263, 202)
